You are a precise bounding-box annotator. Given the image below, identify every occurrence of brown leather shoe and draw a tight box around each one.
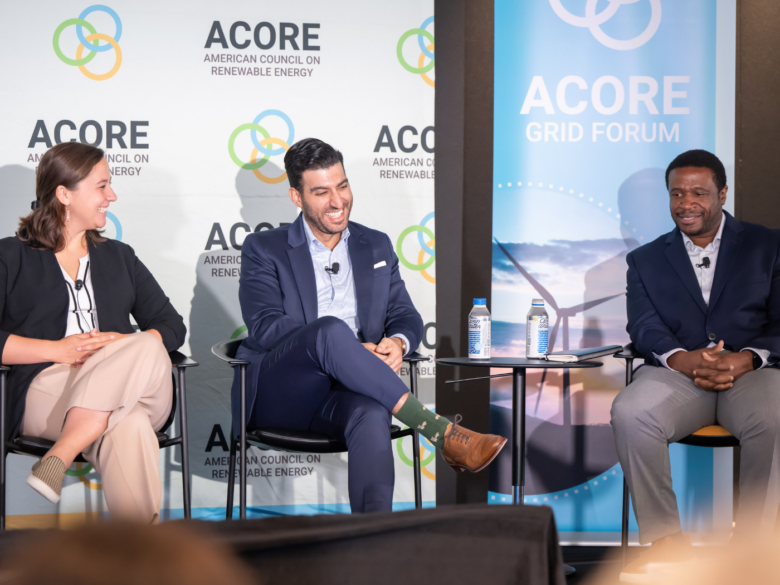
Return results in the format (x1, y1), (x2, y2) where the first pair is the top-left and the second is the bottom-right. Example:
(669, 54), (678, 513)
(619, 533), (695, 583)
(440, 415), (507, 473)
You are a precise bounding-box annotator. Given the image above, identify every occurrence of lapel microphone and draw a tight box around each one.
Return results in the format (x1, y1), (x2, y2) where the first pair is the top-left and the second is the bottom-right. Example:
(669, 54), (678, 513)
(696, 257), (710, 269)
(325, 263), (340, 275)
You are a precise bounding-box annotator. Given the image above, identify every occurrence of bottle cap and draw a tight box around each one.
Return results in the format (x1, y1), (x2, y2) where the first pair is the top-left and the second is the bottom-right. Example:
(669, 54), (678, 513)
(473, 298), (487, 305)
(532, 298), (544, 305)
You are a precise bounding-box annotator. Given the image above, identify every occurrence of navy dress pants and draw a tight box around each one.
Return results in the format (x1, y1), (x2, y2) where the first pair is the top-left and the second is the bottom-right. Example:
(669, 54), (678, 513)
(249, 316), (410, 513)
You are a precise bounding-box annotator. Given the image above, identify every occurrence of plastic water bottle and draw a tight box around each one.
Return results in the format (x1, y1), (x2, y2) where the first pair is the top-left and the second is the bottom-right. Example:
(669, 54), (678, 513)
(526, 298), (549, 358)
(468, 298), (491, 359)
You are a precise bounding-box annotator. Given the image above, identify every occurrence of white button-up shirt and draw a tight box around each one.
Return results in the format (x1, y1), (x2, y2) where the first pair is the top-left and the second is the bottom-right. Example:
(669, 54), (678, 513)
(59, 254), (99, 337)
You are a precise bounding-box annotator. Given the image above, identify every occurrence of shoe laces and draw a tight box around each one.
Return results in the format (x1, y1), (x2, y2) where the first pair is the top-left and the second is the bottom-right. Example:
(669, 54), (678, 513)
(447, 415), (470, 444)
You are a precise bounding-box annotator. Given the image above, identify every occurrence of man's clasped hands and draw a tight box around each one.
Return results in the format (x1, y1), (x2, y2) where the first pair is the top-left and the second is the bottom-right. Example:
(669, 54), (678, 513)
(667, 340), (755, 391)
(362, 338), (405, 374)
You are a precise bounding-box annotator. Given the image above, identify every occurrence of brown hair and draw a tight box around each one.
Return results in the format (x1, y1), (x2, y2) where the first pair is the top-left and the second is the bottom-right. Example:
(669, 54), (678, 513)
(17, 142), (107, 251)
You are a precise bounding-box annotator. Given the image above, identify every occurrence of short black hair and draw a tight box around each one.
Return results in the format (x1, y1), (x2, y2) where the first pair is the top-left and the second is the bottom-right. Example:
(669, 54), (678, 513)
(284, 138), (344, 192)
(665, 149), (727, 192)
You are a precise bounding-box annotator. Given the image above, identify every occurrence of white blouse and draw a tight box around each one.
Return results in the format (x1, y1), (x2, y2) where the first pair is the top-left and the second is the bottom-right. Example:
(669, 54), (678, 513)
(58, 254), (99, 337)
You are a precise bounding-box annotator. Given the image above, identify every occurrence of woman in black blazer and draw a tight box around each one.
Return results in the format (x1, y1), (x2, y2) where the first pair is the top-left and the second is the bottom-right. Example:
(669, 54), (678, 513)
(0, 142), (186, 523)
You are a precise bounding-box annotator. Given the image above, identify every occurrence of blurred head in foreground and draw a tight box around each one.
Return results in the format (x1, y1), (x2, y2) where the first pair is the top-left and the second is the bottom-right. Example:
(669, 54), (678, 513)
(1, 521), (255, 585)
(584, 537), (780, 585)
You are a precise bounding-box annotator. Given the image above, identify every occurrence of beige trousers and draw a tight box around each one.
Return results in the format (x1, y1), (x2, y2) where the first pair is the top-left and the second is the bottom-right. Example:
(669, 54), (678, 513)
(21, 332), (173, 523)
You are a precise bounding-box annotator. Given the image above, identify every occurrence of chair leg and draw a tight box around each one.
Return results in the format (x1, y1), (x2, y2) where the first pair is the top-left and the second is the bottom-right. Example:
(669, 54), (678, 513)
(619, 358), (635, 566)
(409, 362), (422, 510)
(239, 364), (248, 520)
(177, 367), (191, 520)
(733, 445), (741, 524)
(622, 477), (630, 567)
(226, 435), (237, 520)
(412, 432), (422, 510)
(0, 371), (6, 531)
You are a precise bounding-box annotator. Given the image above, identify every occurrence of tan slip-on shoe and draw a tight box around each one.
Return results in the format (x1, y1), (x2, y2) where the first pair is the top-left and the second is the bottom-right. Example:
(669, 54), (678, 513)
(26, 456), (66, 504)
(620, 533), (695, 584)
(440, 415), (507, 473)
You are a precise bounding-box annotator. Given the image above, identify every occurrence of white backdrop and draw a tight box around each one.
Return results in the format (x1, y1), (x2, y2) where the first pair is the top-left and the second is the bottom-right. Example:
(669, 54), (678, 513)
(0, 0), (436, 524)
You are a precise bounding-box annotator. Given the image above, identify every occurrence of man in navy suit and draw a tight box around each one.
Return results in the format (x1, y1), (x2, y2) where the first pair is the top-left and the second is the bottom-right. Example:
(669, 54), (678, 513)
(233, 138), (506, 513)
(612, 149), (780, 581)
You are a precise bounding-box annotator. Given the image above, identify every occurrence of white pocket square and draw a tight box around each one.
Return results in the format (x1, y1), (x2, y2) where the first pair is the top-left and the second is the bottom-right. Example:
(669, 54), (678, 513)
(374, 261), (387, 269)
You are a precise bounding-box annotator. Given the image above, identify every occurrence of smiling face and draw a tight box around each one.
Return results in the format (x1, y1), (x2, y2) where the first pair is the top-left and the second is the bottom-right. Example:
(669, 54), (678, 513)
(668, 166), (727, 243)
(56, 158), (116, 233)
(289, 162), (353, 245)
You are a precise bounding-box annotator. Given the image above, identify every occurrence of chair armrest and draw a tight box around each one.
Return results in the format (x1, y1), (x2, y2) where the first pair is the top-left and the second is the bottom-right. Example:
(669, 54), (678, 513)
(614, 343), (641, 360)
(169, 351), (198, 368)
(0, 366), (9, 372)
(212, 339), (250, 366)
(403, 351), (431, 364)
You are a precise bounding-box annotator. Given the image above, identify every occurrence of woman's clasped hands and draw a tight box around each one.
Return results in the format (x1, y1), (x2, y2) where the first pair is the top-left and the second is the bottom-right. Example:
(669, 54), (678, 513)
(56, 329), (129, 366)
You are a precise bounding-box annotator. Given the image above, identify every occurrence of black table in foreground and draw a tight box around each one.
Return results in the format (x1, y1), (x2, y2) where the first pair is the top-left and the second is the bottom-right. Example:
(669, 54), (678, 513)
(436, 357), (603, 505)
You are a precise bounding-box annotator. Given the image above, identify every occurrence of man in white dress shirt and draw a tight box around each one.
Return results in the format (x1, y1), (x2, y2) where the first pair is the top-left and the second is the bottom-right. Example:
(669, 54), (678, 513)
(611, 150), (780, 582)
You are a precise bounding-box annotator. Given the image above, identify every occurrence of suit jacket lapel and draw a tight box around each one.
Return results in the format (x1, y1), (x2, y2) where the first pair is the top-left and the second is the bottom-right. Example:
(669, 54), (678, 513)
(287, 215), (318, 323)
(708, 213), (744, 313)
(348, 223), (373, 334)
(86, 239), (107, 329)
(664, 229), (708, 314)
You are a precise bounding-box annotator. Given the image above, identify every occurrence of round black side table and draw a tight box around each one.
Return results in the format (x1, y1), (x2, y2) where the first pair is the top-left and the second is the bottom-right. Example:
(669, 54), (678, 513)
(436, 357), (603, 504)
(437, 357), (604, 578)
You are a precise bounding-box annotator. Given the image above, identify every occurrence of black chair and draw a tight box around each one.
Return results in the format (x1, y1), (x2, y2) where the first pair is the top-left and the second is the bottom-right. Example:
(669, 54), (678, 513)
(0, 351), (198, 529)
(211, 338), (429, 520)
(614, 343), (740, 565)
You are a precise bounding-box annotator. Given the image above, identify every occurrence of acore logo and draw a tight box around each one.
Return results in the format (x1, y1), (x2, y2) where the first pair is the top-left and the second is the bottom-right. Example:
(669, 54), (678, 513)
(396, 212), (435, 284)
(397, 420), (436, 481)
(105, 211), (122, 241)
(53, 5), (123, 81)
(228, 110), (294, 184)
(66, 462), (102, 491)
(397, 17), (434, 88)
(549, 0), (662, 51)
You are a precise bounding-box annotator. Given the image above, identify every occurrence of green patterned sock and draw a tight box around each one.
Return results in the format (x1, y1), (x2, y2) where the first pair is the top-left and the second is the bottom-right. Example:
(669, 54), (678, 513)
(395, 394), (450, 448)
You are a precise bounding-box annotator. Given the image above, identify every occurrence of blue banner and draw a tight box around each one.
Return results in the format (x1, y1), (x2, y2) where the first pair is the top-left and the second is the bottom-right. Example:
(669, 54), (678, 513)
(491, 0), (725, 536)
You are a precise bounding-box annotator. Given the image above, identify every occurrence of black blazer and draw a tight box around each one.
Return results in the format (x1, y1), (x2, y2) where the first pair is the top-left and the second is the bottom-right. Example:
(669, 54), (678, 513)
(0, 236), (186, 440)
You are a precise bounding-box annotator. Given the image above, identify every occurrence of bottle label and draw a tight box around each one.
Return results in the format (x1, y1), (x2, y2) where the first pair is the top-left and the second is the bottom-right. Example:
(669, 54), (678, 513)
(526, 315), (549, 358)
(468, 315), (491, 359)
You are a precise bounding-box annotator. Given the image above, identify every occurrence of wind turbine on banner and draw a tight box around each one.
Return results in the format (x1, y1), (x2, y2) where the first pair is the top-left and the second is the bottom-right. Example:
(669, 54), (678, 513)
(494, 239), (624, 416)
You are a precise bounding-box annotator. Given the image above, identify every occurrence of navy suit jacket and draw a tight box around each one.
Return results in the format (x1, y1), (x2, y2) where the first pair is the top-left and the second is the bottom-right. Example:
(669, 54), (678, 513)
(626, 211), (780, 365)
(231, 214), (424, 433)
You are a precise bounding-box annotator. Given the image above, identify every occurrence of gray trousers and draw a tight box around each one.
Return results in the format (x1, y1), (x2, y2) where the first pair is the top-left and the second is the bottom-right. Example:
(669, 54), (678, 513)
(611, 365), (780, 543)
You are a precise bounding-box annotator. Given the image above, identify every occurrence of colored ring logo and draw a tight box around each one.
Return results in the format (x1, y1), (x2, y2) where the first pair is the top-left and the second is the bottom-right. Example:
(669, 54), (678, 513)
(66, 462), (103, 491)
(53, 5), (123, 80)
(228, 110), (294, 184)
(550, 0), (662, 51)
(106, 211), (122, 241)
(396, 212), (435, 284)
(396, 422), (436, 480)
(397, 16), (434, 87)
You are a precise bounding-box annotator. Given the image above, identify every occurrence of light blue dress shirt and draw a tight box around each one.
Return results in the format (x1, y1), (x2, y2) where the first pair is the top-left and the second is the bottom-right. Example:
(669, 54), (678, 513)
(302, 219), (409, 354)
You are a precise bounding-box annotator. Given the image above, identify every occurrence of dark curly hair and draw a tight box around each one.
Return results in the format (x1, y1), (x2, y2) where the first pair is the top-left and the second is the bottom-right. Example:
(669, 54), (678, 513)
(284, 138), (344, 192)
(665, 149), (727, 193)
